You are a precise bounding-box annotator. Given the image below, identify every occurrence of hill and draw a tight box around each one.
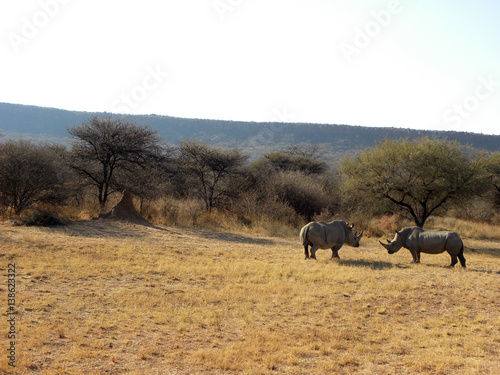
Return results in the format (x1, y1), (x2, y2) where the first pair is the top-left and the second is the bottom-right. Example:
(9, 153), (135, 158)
(0, 102), (498, 160)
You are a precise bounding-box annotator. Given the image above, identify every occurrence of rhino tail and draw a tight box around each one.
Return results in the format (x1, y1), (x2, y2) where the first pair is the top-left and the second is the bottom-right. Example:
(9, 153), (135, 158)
(458, 243), (466, 268)
(301, 225), (311, 246)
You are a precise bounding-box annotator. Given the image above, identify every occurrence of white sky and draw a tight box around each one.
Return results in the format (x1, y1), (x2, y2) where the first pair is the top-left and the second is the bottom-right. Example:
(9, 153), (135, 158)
(1, 0), (500, 135)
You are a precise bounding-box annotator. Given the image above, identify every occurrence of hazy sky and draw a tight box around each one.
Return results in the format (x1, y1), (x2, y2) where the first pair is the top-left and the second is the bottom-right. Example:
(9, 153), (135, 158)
(1, 0), (500, 135)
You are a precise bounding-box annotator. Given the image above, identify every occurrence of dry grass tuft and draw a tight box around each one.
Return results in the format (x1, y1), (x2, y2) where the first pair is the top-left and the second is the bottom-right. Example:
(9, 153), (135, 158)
(0, 220), (499, 374)
(428, 216), (500, 240)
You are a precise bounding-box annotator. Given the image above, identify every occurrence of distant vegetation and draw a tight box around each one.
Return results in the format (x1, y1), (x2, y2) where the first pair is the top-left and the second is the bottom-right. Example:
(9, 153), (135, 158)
(1, 102), (499, 162)
(1, 115), (499, 235)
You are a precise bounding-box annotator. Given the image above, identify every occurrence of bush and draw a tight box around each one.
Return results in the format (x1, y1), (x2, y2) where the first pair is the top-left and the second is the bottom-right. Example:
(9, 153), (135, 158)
(272, 172), (330, 221)
(0, 140), (70, 214)
(26, 212), (65, 227)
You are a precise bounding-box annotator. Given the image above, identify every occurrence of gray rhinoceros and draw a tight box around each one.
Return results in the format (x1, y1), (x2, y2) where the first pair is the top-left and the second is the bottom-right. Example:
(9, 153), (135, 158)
(300, 221), (363, 260)
(379, 227), (466, 267)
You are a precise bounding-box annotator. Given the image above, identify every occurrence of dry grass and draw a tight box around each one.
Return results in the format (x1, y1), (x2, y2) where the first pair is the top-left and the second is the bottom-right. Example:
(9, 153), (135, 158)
(361, 214), (500, 241)
(0, 219), (499, 374)
(428, 216), (500, 241)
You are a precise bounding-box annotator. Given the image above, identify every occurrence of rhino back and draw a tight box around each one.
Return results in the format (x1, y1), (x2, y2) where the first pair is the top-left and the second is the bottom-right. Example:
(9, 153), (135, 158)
(416, 230), (461, 254)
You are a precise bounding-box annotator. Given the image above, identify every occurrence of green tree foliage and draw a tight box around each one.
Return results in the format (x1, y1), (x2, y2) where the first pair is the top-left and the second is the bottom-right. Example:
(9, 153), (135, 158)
(0, 140), (68, 214)
(68, 117), (163, 208)
(179, 140), (247, 211)
(340, 138), (487, 228)
(486, 152), (500, 205)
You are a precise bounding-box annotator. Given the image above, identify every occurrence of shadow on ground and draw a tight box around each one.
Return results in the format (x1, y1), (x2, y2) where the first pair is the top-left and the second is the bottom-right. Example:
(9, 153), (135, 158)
(413, 262), (500, 275)
(54, 219), (169, 239)
(50, 219), (276, 246)
(467, 245), (500, 258)
(185, 227), (276, 246)
(339, 259), (405, 270)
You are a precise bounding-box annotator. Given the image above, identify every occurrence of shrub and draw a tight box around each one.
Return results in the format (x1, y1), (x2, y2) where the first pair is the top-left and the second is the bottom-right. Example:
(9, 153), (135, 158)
(0, 140), (69, 214)
(272, 172), (329, 221)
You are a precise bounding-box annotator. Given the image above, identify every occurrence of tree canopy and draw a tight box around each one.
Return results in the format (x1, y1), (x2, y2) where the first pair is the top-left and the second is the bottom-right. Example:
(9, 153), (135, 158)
(68, 116), (163, 208)
(341, 138), (487, 227)
(179, 140), (247, 211)
(257, 151), (328, 175)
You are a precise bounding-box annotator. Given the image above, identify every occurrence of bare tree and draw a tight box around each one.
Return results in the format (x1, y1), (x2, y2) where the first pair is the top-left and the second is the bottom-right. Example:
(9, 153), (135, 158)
(68, 116), (163, 209)
(0, 140), (68, 214)
(179, 140), (247, 211)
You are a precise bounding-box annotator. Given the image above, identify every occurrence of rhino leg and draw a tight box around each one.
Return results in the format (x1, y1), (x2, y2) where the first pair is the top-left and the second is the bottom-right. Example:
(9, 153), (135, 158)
(304, 244), (310, 259)
(409, 249), (419, 263)
(458, 248), (466, 268)
(310, 245), (320, 260)
(449, 254), (458, 267)
(330, 245), (342, 259)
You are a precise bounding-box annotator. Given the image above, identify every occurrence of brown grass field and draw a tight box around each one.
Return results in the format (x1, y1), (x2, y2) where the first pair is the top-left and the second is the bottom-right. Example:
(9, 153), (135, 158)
(0, 219), (499, 374)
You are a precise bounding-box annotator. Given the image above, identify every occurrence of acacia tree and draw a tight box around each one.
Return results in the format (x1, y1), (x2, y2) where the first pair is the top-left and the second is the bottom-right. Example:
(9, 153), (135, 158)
(68, 116), (163, 209)
(0, 140), (68, 214)
(179, 140), (247, 211)
(259, 151), (328, 175)
(341, 138), (487, 228)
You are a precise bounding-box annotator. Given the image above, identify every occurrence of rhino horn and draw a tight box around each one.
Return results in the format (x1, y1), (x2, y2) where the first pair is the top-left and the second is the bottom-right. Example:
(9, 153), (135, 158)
(379, 240), (389, 249)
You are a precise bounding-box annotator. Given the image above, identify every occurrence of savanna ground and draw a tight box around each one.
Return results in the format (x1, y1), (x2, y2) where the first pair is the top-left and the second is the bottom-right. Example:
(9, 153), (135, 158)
(0, 218), (499, 374)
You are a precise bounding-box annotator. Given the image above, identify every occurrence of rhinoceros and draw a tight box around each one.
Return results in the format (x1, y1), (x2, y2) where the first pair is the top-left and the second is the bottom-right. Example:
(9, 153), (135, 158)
(379, 227), (466, 267)
(300, 221), (363, 260)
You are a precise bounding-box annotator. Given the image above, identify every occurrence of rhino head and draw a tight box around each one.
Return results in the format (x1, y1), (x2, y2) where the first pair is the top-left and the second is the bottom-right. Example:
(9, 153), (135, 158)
(379, 230), (404, 254)
(346, 223), (363, 247)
